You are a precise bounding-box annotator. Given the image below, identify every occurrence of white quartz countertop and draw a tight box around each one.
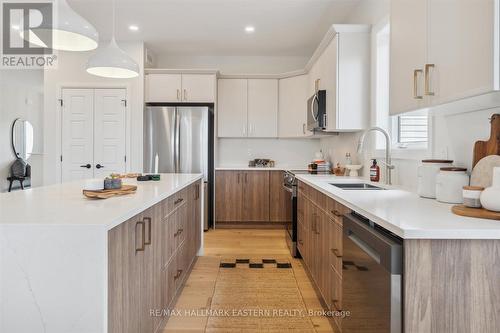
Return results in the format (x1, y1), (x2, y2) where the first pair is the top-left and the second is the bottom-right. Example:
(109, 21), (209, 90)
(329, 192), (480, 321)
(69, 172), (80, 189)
(0, 173), (202, 230)
(297, 174), (500, 239)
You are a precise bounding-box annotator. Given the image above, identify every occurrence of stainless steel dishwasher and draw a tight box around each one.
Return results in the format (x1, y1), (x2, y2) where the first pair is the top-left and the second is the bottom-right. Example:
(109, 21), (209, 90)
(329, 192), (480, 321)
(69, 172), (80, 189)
(342, 212), (403, 333)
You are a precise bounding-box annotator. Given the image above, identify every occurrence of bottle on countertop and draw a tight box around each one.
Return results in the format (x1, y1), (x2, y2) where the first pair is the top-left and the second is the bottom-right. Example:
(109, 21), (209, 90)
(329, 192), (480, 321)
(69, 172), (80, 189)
(370, 159), (380, 182)
(345, 152), (352, 165)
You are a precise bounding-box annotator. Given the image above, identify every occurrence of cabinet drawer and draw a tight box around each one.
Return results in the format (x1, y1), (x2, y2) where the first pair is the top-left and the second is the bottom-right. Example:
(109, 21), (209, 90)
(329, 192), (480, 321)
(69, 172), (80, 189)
(327, 197), (344, 223)
(161, 261), (177, 310)
(163, 187), (188, 218)
(162, 210), (177, 268)
(297, 222), (306, 256)
(175, 242), (188, 291)
(176, 203), (187, 247)
(330, 266), (342, 312)
(329, 219), (343, 276)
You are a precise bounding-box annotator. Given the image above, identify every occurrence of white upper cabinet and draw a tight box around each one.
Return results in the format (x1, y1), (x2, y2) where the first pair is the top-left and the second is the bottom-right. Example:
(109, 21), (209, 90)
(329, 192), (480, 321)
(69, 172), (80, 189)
(247, 79), (278, 138)
(307, 25), (370, 131)
(145, 73), (215, 103)
(181, 74), (216, 102)
(427, 0), (495, 105)
(279, 75), (312, 137)
(145, 74), (182, 102)
(217, 79), (248, 137)
(390, 0), (497, 115)
(217, 78), (278, 138)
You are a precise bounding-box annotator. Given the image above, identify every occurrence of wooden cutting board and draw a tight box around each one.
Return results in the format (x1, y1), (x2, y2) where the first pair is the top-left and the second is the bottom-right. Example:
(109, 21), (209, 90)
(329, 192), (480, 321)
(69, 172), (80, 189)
(83, 185), (137, 199)
(452, 205), (500, 221)
(472, 113), (500, 169)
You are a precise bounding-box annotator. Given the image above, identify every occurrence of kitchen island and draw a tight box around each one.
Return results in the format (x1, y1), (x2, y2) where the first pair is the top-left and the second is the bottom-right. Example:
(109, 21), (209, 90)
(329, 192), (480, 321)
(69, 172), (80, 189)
(0, 174), (203, 333)
(296, 174), (500, 333)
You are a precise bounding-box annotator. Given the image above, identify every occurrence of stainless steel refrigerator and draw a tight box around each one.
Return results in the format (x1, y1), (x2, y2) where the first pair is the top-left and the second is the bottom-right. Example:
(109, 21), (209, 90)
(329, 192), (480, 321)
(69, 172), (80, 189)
(144, 106), (214, 229)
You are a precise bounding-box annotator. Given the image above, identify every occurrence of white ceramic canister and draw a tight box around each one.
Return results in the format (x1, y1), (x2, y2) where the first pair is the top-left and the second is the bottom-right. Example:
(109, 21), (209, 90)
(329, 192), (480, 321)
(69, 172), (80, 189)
(435, 167), (470, 204)
(417, 160), (454, 198)
(480, 167), (500, 212)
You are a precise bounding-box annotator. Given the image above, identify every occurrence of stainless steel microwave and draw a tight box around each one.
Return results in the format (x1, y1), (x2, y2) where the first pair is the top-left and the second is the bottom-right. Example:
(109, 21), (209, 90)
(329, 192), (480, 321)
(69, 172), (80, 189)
(307, 90), (326, 131)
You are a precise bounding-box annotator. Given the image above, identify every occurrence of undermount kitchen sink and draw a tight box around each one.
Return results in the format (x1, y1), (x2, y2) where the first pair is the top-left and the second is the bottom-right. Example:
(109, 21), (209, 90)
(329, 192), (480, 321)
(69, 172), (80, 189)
(330, 183), (385, 190)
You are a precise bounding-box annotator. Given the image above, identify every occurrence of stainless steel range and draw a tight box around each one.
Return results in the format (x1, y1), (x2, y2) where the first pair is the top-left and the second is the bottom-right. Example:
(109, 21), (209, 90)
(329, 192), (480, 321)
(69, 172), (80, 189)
(283, 170), (312, 257)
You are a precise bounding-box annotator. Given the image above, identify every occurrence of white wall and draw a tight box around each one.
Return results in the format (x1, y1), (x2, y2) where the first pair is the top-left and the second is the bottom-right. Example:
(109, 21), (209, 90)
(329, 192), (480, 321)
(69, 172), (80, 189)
(155, 55), (309, 74)
(0, 70), (44, 192)
(217, 138), (320, 168)
(43, 42), (144, 185)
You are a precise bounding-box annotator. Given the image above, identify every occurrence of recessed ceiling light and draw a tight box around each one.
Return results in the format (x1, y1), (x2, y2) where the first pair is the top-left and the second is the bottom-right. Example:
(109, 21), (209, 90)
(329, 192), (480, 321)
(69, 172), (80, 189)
(129, 25), (139, 31)
(245, 26), (255, 33)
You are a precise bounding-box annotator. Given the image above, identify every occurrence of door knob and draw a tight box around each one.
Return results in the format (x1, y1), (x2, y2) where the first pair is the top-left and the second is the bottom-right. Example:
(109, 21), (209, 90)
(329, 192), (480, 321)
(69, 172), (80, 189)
(80, 164), (91, 169)
(96, 164), (104, 169)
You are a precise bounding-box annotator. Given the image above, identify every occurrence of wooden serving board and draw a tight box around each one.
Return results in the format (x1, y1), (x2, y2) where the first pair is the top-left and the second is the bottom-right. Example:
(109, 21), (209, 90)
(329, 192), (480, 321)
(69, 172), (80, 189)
(83, 185), (137, 199)
(472, 113), (500, 169)
(452, 205), (500, 221)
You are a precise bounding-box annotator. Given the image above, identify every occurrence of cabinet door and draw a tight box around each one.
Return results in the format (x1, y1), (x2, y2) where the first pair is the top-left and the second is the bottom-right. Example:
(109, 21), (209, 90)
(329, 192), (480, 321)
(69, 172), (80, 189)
(428, 0), (495, 105)
(217, 79), (248, 137)
(215, 171), (243, 221)
(390, 0), (428, 115)
(145, 74), (182, 102)
(140, 208), (156, 333)
(269, 171), (292, 222)
(278, 75), (311, 137)
(247, 79), (278, 137)
(123, 214), (144, 333)
(243, 171), (270, 221)
(181, 74), (215, 102)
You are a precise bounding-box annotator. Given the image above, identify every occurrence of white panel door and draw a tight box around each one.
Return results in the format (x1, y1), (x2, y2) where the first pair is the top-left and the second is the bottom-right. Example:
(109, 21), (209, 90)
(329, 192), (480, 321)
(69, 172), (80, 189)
(181, 74), (215, 102)
(389, 0), (428, 115)
(217, 79), (248, 137)
(278, 75), (311, 137)
(93, 89), (127, 179)
(145, 74), (182, 102)
(247, 79), (278, 138)
(61, 89), (94, 182)
(428, 0), (495, 105)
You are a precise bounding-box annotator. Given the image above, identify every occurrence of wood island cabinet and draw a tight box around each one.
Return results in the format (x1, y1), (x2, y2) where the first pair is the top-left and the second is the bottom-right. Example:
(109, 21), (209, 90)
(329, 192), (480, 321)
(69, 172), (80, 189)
(108, 180), (202, 333)
(215, 170), (291, 223)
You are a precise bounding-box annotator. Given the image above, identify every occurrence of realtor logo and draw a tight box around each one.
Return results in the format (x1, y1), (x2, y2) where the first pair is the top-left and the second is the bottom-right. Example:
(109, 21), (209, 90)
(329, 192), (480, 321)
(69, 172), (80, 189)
(1, 1), (57, 68)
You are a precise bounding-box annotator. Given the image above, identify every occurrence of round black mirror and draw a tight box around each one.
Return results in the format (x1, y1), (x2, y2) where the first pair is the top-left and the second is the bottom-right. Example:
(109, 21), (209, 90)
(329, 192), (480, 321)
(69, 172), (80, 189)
(11, 118), (34, 160)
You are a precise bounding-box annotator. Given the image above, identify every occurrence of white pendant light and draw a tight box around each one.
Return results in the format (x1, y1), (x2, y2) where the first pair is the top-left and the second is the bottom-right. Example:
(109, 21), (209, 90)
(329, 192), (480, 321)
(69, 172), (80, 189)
(85, 0), (139, 79)
(28, 0), (98, 51)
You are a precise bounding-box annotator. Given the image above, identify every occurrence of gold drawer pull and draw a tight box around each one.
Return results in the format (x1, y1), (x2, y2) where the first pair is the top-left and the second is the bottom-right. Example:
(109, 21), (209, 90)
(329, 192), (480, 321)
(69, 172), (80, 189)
(413, 69), (423, 99)
(331, 248), (342, 258)
(143, 217), (152, 245)
(135, 221), (145, 252)
(332, 210), (342, 217)
(174, 269), (183, 280)
(425, 63), (435, 96)
(331, 299), (341, 311)
(174, 198), (184, 205)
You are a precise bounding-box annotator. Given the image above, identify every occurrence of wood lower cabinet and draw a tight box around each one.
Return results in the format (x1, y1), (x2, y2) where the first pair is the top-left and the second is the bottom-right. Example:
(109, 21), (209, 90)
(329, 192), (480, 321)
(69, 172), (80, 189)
(216, 170), (291, 223)
(108, 180), (202, 333)
(215, 170), (243, 221)
(243, 171), (270, 221)
(298, 181), (347, 330)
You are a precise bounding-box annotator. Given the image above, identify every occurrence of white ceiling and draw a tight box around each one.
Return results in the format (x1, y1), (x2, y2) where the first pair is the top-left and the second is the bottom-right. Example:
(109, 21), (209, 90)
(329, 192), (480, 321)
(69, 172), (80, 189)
(68, 0), (362, 57)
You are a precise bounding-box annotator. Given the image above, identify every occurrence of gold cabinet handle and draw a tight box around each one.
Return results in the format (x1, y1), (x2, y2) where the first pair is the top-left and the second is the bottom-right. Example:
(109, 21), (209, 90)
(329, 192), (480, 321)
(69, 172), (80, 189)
(413, 69), (423, 99)
(331, 299), (341, 311)
(425, 63), (435, 96)
(332, 209), (342, 217)
(143, 217), (152, 245)
(135, 221), (145, 252)
(330, 248), (342, 258)
(174, 198), (184, 205)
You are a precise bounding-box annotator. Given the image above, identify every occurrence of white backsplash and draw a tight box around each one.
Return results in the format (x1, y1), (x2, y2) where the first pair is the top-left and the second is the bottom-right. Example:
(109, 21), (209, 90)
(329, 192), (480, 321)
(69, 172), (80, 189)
(217, 138), (321, 168)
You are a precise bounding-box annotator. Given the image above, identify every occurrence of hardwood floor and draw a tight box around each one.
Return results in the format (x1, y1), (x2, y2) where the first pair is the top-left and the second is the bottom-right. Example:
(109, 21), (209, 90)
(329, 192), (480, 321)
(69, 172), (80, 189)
(162, 229), (335, 332)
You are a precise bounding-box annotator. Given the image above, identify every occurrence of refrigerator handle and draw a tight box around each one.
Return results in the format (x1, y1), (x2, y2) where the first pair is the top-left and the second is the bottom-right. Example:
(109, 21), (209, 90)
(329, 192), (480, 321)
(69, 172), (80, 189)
(174, 110), (181, 173)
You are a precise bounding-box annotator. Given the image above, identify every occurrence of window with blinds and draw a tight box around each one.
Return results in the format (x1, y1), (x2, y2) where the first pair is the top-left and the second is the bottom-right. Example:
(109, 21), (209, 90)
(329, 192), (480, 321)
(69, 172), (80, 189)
(397, 114), (428, 144)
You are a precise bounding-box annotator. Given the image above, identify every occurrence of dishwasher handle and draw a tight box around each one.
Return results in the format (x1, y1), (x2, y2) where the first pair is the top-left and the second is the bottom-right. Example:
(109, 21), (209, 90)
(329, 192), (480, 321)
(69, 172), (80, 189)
(343, 213), (403, 275)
